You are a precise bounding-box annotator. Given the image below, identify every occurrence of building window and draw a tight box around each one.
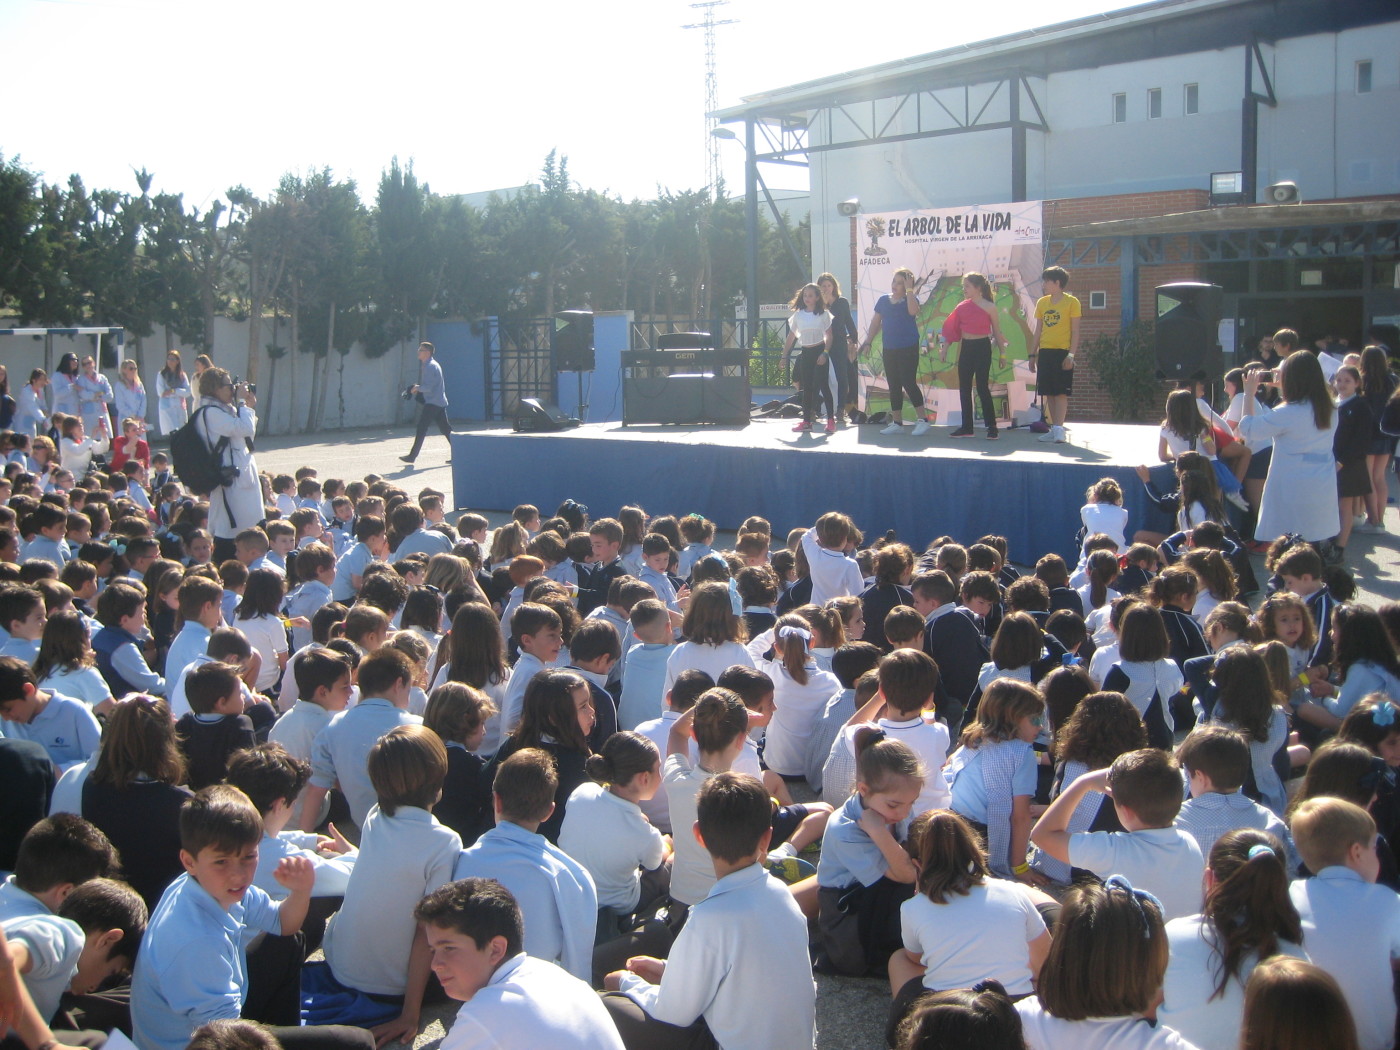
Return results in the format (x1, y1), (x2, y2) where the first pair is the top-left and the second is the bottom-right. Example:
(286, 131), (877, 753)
(1184, 83), (1199, 114)
(1356, 61), (1372, 94)
(1089, 291), (1108, 310)
(1112, 93), (1127, 123)
(1147, 88), (1162, 119)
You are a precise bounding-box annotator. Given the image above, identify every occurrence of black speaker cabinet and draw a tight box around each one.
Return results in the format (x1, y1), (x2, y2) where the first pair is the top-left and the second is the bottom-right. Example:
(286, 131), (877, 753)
(513, 397), (581, 432)
(553, 310), (595, 372)
(1155, 283), (1223, 381)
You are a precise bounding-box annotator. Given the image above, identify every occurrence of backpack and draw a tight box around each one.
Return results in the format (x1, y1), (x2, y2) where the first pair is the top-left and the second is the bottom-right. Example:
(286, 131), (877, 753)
(169, 406), (234, 496)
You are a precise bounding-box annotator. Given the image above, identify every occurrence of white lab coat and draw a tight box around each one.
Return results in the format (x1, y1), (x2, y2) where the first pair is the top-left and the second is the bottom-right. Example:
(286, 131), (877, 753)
(195, 396), (263, 539)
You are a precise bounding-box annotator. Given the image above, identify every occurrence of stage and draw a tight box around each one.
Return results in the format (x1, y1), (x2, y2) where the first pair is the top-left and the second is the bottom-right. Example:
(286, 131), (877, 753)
(449, 418), (1179, 561)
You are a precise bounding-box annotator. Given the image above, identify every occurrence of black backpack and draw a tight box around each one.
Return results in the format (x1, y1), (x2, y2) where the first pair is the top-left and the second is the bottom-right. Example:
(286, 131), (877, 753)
(169, 406), (234, 496)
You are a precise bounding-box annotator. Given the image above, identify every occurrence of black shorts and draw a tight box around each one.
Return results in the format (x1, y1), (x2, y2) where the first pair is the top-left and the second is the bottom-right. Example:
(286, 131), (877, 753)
(771, 803), (809, 846)
(1245, 445), (1272, 480)
(1036, 348), (1073, 396)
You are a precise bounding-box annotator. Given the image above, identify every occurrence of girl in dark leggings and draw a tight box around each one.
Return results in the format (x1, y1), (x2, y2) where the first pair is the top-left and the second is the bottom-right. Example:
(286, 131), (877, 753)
(819, 272), (860, 423)
(940, 272), (1007, 439)
(861, 267), (929, 436)
(781, 282), (835, 433)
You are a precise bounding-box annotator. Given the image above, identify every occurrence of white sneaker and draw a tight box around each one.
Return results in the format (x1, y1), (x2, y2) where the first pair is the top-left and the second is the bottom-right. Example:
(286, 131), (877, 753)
(1355, 514), (1368, 527)
(1359, 522), (1387, 534)
(880, 422), (904, 435)
(1052, 425), (1067, 443)
(911, 419), (930, 436)
(1226, 490), (1250, 512)
(1037, 429), (1055, 442)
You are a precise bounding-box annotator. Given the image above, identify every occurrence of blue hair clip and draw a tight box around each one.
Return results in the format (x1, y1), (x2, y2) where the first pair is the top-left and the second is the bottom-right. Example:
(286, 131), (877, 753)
(108, 539), (127, 556)
(1246, 844), (1275, 862)
(1374, 702), (1396, 728)
(727, 578), (742, 617)
(1103, 875), (1164, 938)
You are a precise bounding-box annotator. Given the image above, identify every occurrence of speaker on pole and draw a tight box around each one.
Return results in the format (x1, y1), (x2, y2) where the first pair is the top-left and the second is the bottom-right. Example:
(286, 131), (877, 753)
(1154, 282), (1223, 381)
(553, 310), (595, 372)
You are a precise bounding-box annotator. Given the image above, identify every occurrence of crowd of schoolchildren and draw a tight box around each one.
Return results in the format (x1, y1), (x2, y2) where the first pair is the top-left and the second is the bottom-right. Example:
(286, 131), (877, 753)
(2, 338), (1400, 1050)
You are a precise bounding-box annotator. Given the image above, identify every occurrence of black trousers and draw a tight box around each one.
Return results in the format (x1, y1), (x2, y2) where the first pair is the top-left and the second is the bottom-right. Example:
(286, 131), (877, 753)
(833, 348), (858, 416)
(794, 344), (833, 422)
(406, 403), (451, 459)
(956, 337), (996, 431)
(882, 345), (924, 414)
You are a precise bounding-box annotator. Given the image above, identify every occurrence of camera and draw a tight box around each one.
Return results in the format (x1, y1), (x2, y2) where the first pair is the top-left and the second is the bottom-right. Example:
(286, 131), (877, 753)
(401, 385), (416, 402)
(232, 376), (257, 396)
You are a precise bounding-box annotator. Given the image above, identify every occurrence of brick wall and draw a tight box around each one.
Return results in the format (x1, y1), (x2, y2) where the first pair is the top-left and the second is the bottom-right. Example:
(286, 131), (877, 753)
(1046, 189), (1210, 421)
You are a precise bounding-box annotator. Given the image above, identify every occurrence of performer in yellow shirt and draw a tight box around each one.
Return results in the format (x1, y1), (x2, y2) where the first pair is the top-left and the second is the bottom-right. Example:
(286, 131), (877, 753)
(1031, 265), (1081, 445)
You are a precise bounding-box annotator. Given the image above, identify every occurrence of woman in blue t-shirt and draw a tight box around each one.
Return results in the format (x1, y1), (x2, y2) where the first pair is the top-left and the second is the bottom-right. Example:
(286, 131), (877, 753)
(860, 267), (928, 436)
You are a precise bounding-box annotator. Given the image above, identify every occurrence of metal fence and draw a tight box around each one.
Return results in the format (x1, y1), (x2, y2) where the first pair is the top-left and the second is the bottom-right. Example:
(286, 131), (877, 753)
(629, 318), (792, 387)
(482, 317), (556, 420)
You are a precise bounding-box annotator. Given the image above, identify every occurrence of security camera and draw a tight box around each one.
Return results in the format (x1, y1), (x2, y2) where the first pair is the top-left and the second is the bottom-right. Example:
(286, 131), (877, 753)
(836, 198), (860, 217)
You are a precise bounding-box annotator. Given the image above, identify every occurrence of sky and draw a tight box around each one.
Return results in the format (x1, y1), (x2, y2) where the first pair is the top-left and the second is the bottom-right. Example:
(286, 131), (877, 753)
(2, 0), (1151, 211)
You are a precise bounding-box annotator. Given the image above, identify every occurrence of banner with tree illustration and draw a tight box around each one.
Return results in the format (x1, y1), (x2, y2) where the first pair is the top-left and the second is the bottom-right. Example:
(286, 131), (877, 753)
(853, 201), (1044, 423)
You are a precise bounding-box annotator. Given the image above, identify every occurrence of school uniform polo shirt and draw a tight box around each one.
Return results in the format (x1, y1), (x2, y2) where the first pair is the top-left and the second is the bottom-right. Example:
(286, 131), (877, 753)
(4, 692), (101, 770)
(442, 952), (623, 1050)
(308, 697), (422, 826)
(283, 579), (332, 652)
(817, 792), (895, 890)
(453, 820), (595, 982)
(617, 862), (816, 1050)
(2, 908), (84, 1027)
(252, 830), (356, 900)
(499, 652), (550, 737)
(1174, 791), (1294, 867)
(0, 876), (50, 923)
(558, 781), (666, 912)
(323, 805), (459, 996)
(0, 637), (40, 663)
(618, 642), (674, 731)
(131, 873), (283, 1050)
(1291, 866), (1400, 1050)
(1160, 913), (1305, 1050)
(1015, 999), (1200, 1050)
(163, 623), (213, 710)
(1068, 826), (1205, 921)
(390, 527), (453, 561)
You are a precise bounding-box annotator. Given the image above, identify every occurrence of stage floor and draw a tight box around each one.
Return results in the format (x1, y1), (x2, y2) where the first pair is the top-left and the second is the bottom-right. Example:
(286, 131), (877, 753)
(484, 417), (1162, 465)
(450, 418), (1174, 560)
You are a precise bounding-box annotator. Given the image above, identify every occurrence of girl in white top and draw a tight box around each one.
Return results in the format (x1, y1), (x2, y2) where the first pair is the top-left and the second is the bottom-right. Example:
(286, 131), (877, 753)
(801, 603), (846, 674)
(747, 615), (842, 777)
(558, 731), (669, 923)
(1016, 877), (1202, 1050)
(1080, 477), (1129, 550)
(430, 603), (512, 757)
(235, 568), (291, 692)
(780, 282), (835, 433)
(34, 609), (115, 718)
(58, 414), (110, 478)
(1160, 830), (1305, 1050)
(662, 581), (754, 693)
(1075, 549), (1122, 620)
(889, 810), (1051, 1030)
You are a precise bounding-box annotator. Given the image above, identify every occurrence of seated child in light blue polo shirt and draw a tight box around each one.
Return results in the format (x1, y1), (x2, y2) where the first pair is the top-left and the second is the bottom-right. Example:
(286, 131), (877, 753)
(617, 600), (675, 731)
(0, 584), (47, 663)
(129, 785), (339, 1050)
(0, 656), (102, 770)
(320, 726), (461, 1048)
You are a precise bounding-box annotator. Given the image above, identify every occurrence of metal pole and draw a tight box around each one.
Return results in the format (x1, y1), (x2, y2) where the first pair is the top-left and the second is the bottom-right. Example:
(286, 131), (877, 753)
(745, 117), (759, 352)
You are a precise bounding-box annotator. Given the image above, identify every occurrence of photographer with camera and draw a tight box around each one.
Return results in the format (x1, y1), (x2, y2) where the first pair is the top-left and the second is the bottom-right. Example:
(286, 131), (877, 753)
(399, 340), (452, 466)
(196, 366), (262, 563)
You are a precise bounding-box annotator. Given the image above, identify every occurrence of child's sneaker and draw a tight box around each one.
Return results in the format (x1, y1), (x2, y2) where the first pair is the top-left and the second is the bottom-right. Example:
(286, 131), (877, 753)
(825, 417), (836, 434)
(880, 422), (904, 435)
(1052, 425), (1067, 443)
(1226, 490), (1250, 512)
(911, 419), (930, 436)
(765, 854), (817, 884)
